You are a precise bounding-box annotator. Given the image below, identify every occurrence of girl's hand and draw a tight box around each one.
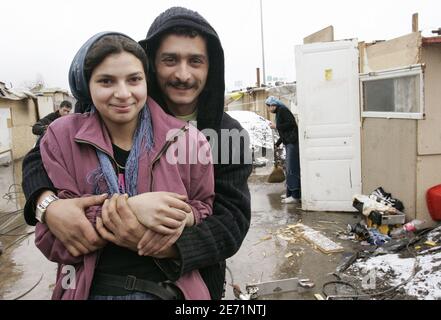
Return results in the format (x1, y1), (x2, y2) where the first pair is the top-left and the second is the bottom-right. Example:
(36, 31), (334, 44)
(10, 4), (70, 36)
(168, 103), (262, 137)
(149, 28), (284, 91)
(127, 192), (192, 234)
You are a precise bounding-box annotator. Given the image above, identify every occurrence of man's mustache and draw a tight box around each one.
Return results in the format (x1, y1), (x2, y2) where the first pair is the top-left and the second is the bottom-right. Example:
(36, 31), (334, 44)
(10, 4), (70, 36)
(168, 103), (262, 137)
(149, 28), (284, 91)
(167, 80), (197, 89)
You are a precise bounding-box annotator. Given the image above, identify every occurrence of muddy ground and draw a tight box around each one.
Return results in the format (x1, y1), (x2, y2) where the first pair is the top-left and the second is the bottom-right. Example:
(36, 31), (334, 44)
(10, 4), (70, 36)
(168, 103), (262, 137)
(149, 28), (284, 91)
(1, 160), (437, 300)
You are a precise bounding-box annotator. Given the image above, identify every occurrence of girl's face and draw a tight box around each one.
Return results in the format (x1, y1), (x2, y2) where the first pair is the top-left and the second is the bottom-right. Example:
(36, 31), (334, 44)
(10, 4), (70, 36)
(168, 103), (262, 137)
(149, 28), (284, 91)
(89, 51), (147, 129)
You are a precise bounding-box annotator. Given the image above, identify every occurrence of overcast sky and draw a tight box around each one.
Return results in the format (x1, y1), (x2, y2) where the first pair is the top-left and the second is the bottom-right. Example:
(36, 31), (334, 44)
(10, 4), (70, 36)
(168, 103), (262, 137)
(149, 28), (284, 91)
(1, 0), (439, 92)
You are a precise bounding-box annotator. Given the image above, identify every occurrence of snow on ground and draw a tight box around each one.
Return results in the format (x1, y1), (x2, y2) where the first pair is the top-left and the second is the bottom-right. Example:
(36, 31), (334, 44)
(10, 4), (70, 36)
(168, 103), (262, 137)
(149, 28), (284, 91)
(404, 252), (441, 299)
(347, 226), (441, 300)
(349, 253), (414, 287)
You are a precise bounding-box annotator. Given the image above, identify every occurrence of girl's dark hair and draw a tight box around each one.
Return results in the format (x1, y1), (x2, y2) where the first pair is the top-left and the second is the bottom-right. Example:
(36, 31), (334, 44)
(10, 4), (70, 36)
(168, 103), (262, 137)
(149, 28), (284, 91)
(84, 35), (149, 83)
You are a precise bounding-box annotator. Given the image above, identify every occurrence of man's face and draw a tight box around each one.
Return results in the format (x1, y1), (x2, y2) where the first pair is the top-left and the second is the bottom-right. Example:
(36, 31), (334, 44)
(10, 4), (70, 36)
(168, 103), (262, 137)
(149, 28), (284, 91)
(154, 34), (209, 116)
(59, 106), (72, 116)
(268, 105), (277, 113)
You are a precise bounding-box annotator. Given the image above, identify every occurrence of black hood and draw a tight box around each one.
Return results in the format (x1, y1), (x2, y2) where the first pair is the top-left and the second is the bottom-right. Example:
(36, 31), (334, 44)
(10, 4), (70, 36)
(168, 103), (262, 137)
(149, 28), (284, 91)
(139, 6), (225, 132)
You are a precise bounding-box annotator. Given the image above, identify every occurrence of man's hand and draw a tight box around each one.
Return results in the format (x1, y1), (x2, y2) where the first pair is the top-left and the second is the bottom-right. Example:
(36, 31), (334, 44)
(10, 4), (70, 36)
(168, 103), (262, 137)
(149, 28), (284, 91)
(149, 245), (179, 259)
(269, 122), (276, 129)
(127, 192), (191, 235)
(44, 193), (108, 257)
(137, 209), (194, 256)
(97, 194), (146, 252)
(137, 227), (184, 257)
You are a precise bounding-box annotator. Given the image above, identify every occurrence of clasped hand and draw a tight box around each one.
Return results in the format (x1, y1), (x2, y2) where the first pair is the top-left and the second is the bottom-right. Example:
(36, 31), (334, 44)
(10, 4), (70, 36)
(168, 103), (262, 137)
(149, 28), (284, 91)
(96, 192), (193, 257)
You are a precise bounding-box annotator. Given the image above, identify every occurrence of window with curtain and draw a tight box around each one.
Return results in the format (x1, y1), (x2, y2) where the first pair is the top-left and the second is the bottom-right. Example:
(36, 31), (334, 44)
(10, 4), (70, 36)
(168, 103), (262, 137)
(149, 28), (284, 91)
(360, 65), (424, 119)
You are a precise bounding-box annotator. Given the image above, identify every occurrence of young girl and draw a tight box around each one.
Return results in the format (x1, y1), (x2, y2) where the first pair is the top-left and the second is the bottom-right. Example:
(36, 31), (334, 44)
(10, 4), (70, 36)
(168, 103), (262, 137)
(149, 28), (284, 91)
(35, 32), (214, 300)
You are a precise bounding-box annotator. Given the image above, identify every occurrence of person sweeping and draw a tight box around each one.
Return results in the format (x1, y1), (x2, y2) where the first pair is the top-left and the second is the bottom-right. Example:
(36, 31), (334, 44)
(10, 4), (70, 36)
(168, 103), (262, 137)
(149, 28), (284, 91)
(266, 96), (301, 204)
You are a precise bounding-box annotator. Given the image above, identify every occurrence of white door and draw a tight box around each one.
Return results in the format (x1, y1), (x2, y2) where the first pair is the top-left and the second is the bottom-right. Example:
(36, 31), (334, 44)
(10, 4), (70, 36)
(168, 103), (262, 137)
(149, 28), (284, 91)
(295, 39), (361, 212)
(0, 108), (12, 153)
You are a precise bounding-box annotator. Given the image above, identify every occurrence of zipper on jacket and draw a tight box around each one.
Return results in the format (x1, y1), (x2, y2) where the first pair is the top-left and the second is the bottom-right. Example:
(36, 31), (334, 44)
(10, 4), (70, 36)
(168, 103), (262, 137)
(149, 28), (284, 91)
(76, 124), (189, 192)
(148, 125), (189, 192)
(74, 138), (120, 174)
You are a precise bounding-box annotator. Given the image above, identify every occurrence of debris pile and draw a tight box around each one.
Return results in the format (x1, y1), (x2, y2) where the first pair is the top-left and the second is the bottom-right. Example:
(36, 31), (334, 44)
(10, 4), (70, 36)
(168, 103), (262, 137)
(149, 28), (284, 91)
(345, 187), (421, 246)
(328, 225), (441, 300)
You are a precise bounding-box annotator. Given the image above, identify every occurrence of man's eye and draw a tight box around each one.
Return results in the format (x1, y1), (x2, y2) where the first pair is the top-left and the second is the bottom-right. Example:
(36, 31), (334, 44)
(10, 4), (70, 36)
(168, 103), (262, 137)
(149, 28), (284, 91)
(163, 57), (176, 65)
(190, 58), (203, 65)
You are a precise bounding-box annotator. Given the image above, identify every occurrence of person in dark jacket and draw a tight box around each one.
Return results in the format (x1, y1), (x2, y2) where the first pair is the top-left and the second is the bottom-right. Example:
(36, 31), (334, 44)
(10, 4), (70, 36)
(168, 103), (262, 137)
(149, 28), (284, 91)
(21, 7), (252, 300)
(32, 100), (72, 135)
(266, 96), (301, 204)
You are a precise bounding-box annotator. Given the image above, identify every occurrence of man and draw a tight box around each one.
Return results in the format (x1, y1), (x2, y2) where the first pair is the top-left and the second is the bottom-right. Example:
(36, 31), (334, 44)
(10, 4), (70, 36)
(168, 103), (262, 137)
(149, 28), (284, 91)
(32, 100), (72, 135)
(266, 96), (301, 204)
(21, 7), (252, 300)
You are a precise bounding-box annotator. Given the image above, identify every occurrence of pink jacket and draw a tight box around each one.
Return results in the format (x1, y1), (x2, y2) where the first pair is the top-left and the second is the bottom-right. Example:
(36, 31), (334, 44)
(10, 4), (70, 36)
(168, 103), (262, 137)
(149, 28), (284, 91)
(36, 97), (214, 300)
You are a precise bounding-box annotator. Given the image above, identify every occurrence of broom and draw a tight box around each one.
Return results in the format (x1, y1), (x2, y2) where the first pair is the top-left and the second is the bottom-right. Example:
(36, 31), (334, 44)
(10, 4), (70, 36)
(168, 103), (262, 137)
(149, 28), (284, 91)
(267, 138), (285, 183)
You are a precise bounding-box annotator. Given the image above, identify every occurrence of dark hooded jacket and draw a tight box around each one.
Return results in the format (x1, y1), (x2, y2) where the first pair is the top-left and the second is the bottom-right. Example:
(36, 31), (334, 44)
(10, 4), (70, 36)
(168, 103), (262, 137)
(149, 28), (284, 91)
(139, 7), (252, 299)
(266, 96), (298, 147)
(22, 7), (252, 300)
(274, 105), (298, 147)
(32, 110), (62, 136)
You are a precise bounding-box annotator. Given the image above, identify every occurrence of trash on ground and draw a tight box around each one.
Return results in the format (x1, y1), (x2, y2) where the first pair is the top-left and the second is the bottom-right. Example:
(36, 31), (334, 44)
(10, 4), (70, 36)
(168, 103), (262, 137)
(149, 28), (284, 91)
(253, 234), (274, 246)
(367, 228), (391, 246)
(336, 225), (441, 300)
(314, 293), (325, 300)
(296, 223), (344, 254)
(344, 187), (428, 247)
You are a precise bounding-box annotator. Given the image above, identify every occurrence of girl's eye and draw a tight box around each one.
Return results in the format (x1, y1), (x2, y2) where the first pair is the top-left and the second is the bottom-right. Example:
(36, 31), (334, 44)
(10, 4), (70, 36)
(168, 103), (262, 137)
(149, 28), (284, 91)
(129, 76), (143, 83)
(98, 78), (113, 85)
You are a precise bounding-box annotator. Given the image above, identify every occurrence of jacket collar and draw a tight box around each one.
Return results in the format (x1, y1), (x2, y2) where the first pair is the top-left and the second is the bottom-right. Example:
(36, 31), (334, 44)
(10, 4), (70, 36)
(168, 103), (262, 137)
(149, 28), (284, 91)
(74, 111), (114, 156)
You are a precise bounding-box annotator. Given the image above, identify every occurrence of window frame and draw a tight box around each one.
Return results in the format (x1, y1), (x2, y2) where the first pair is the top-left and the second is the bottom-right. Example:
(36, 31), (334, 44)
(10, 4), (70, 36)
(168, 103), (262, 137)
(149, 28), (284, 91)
(360, 64), (425, 120)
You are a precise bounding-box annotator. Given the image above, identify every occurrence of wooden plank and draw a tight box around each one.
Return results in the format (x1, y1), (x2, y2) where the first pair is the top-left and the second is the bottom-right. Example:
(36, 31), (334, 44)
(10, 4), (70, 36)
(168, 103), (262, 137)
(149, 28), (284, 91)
(418, 45), (441, 155)
(363, 33), (422, 71)
(303, 26), (334, 44)
(359, 42), (366, 73)
(11, 126), (36, 160)
(412, 13), (419, 33)
(362, 119), (417, 217)
(297, 224), (344, 254)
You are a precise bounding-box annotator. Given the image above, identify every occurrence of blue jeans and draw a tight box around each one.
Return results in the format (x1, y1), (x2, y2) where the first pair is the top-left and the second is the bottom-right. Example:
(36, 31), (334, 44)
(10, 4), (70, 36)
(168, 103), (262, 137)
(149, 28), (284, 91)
(89, 292), (159, 300)
(285, 143), (301, 199)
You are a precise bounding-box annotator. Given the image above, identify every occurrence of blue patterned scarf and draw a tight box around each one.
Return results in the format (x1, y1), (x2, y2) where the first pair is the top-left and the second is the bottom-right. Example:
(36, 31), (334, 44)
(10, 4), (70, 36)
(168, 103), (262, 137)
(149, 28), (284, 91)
(92, 104), (154, 196)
